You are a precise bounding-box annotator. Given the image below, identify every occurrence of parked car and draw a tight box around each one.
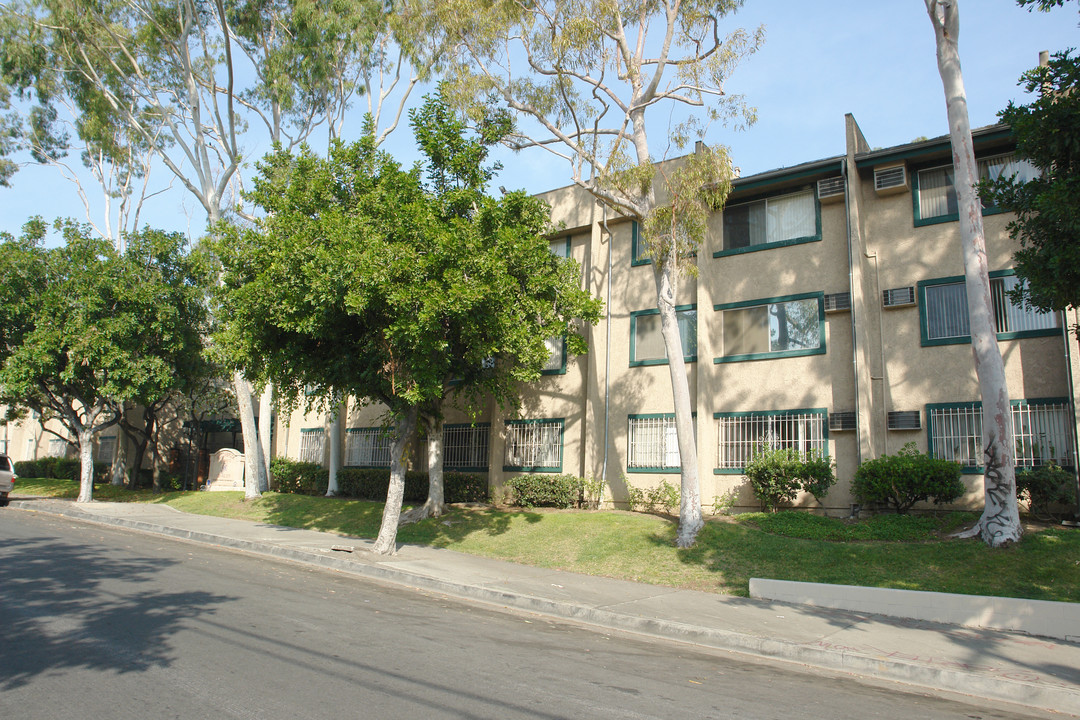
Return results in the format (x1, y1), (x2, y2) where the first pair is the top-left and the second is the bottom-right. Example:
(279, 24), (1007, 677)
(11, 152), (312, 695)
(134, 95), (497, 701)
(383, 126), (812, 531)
(0, 454), (15, 506)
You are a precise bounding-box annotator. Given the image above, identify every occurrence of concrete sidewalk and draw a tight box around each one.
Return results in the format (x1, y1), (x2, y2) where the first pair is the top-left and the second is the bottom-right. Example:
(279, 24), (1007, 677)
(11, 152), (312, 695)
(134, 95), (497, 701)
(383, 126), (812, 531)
(7, 496), (1079, 716)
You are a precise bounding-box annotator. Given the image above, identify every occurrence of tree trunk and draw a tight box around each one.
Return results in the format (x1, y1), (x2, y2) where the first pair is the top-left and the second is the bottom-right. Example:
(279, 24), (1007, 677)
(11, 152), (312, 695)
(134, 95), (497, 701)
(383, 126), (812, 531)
(128, 415), (152, 491)
(400, 417), (446, 525)
(236, 372), (266, 499)
(76, 426), (95, 503)
(258, 383), (273, 488)
(927, 0), (1022, 546)
(653, 251), (703, 547)
(110, 406), (128, 486)
(372, 406), (419, 555)
(327, 401), (343, 496)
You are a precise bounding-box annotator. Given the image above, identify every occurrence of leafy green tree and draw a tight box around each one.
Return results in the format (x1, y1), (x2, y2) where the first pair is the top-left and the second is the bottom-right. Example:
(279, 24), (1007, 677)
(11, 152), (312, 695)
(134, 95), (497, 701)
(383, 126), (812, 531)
(214, 105), (600, 554)
(981, 48), (1080, 322)
(436, 0), (761, 547)
(0, 220), (212, 501)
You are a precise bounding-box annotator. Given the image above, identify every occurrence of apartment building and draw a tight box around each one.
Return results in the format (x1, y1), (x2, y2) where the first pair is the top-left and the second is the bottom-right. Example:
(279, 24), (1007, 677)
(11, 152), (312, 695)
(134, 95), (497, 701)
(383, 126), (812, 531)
(274, 115), (1080, 514)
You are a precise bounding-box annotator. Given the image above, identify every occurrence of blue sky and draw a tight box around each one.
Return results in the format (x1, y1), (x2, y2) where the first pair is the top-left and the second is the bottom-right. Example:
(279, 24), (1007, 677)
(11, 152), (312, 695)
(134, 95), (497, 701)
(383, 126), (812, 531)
(1, 0), (1076, 240)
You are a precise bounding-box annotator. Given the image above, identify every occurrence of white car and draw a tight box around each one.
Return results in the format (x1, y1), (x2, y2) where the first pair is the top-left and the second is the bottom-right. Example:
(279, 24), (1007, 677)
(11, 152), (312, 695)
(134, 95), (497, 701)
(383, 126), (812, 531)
(0, 455), (15, 506)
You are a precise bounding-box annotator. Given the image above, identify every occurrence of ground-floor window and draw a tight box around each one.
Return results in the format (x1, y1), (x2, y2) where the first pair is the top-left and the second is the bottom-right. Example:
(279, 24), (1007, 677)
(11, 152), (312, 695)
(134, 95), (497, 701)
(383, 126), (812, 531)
(299, 428), (325, 465)
(627, 414), (693, 472)
(96, 435), (117, 464)
(442, 423), (490, 471)
(503, 419), (563, 472)
(928, 398), (1074, 470)
(714, 409), (828, 471)
(344, 427), (392, 467)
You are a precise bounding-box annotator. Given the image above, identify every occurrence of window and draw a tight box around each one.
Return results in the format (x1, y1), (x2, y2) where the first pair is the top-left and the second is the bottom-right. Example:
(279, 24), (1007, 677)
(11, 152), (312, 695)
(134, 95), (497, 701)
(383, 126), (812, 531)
(928, 399), (1074, 470)
(542, 335), (566, 374)
(549, 236), (571, 258)
(443, 423), (490, 471)
(96, 436), (117, 464)
(503, 419), (563, 472)
(920, 273), (1059, 345)
(345, 427), (392, 467)
(47, 438), (68, 458)
(714, 409), (828, 472)
(715, 293), (825, 363)
(299, 428), (325, 464)
(915, 152), (1039, 224)
(718, 189), (818, 255)
(630, 221), (648, 265)
(630, 306), (696, 366)
(627, 414), (695, 472)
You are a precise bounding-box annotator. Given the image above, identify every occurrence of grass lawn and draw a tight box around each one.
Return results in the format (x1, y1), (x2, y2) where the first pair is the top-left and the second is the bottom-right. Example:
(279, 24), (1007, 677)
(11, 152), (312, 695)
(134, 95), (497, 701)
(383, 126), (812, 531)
(12, 478), (1080, 602)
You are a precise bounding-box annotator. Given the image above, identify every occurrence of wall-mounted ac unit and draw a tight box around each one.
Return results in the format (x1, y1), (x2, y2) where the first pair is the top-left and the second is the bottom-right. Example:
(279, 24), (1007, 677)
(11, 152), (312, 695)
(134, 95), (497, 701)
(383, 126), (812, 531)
(874, 165), (908, 195)
(829, 412), (856, 431)
(817, 176), (845, 203)
(824, 292), (852, 313)
(882, 286), (916, 308)
(887, 411), (922, 430)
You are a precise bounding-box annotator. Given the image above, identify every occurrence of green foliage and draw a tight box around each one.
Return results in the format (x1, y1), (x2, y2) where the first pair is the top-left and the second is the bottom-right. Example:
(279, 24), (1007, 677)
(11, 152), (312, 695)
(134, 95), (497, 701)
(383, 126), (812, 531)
(1016, 463), (1078, 521)
(506, 473), (584, 509)
(269, 458), (330, 496)
(710, 489), (738, 515)
(331, 467), (489, 504)
(13, 460), (37, 477)
(643, 479), (680, 513)
(582, 474), (606, 510)
(980, 49), (1080, 318)
(625, 484), (644, 512)
(852, 443), (965, 514)
(743, 446), (836, 512)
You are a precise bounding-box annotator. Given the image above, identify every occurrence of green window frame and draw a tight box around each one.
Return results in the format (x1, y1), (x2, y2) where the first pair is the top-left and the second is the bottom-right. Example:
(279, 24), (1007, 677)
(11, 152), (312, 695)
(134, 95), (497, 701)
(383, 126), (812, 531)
(299, 427), (325, 465)
(344, 427), (393, 468)
(442, 423), (490, 472)
(541, 335), (567, 375)
(714, 187), (821, 258)
(912, 151), (1040, 227)
(713, 408), (828, 474)
(503, 418), (564, 472)
(629, 305), (697, 367)
(714, 292), (826, 363)
(918, 271), (1061, 346)
(927, 398), (1075, 473)
(627, 413), (695, 473)
(549, 235), (571, 258)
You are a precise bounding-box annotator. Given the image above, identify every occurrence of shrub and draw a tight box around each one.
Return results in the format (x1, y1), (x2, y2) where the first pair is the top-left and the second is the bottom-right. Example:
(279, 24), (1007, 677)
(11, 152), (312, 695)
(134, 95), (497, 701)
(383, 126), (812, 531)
(743, 446), (836, 512)
(1016, 463), (1077, 522)
(625, 485), (644, 512)
(443, 471), (490, 504)
(582, 475), (607, 510)
(506, 473), (584, 508)
(852, 442), (965, 514)
(269, 458), (329, 496)
(332, 468), (488, 503)
(644, 479), (680, 513)
(14, 460), (40, 478)
(53, 458), (81, 482)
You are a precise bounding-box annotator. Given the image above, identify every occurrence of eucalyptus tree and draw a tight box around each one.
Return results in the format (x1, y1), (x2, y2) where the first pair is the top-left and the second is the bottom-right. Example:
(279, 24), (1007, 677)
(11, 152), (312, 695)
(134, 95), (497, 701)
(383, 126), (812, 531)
(436, 0), (761, 546)
(0, 220), (212, 502)
(925, 0), (1022, 546)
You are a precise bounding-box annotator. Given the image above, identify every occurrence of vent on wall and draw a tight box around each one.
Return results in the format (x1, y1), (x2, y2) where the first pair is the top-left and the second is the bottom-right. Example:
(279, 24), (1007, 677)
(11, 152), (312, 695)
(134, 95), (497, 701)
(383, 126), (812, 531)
(829, 412), (856, 431)
(882, 286), (916, 308)
(824, 292), (852, 313)
(874, 165), (907, 194)
(888, 411), (922, 430)
(817, 176), (845, 202)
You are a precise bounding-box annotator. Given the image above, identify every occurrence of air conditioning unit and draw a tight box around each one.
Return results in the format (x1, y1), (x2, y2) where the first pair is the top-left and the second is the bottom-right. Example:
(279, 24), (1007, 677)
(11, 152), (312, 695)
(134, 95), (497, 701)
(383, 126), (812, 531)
(817, 176), (845, 203)
(829, 412), (856, 432)
(874, 165), (908, 195)
(824, 292), (852, 313)
(882, 286), (916, 308)
(887, 411), (922, 430)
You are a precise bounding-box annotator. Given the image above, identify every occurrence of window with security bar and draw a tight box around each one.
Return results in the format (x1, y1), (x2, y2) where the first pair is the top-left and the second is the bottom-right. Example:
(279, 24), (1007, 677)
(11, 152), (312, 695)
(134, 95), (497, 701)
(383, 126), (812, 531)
(922, 274), (1059, 343)
(299, 428), (325, 464)
(715, 410), (827, 470)
(96, 436), (117, 464)
(928, 400), (1074, 469)
(442, 424), (490, 471)
(503, 419), (563, 471)
(627, 415), (695, 471)
(345, 427), (392, 467)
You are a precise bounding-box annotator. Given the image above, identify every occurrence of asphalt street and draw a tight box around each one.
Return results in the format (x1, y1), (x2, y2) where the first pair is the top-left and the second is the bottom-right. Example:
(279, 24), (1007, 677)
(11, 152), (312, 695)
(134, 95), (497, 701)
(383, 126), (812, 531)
(0, 511), (1060, 720)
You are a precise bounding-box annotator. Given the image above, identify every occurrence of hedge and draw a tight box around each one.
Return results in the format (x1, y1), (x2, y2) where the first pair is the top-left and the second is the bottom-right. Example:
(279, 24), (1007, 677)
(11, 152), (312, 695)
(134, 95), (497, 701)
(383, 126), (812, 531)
(269, 461), (489, 504)
(505, 473), (584, 509)
(852, 442), (964, 514)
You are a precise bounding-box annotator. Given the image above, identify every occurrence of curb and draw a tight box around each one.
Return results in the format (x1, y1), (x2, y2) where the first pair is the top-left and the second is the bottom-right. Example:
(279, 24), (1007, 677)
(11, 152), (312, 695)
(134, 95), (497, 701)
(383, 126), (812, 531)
(11, 500), (1079, 716)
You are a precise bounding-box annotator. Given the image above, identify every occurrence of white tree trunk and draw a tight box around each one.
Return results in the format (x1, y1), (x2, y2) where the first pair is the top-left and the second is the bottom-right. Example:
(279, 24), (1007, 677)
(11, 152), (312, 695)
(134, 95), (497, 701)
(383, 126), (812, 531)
(77, 426), (95, 503)
(236, 373), (265, 499)
(327, 401), (344, 496)
(927, 0), (1022, 546)
(110, 405), (128, 486)
(653, 254), (703, 547)
(372, 407), (419, 555)
(258, 384), (273, 488)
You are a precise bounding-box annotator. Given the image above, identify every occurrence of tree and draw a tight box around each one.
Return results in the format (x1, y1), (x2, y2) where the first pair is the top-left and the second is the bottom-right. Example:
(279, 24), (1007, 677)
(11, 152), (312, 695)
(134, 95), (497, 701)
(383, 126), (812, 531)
(925, 0), (1022, 546)
(981, 47), (1080, 322)
(213, 105), (600, 554)
(436, 0), (760, 547)
(0, 220), (211, 501)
